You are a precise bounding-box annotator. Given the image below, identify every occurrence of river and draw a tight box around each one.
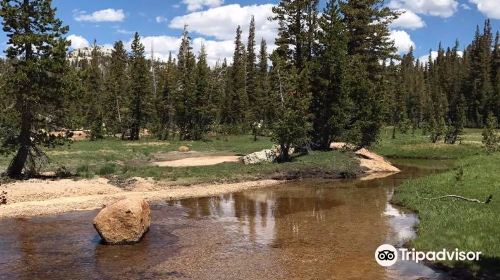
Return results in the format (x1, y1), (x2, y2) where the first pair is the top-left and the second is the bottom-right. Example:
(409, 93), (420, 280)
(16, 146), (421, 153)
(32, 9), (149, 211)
(0, 160), (453, 279)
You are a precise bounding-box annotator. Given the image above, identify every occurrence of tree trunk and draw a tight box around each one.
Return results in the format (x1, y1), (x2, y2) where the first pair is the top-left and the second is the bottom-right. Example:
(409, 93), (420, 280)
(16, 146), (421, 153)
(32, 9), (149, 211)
(7, 107), (32, 178)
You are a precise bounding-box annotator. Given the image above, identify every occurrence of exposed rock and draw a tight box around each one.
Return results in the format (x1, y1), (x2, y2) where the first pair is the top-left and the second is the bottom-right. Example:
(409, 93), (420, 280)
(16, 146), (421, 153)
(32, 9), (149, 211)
(178, 146), (190, 152)
(242, 145), (295, 165)
(355, 148), (400, 173)
(242, 149), (276, 164)
(330, 142), (356, 151)
(93, 197), (151, 245)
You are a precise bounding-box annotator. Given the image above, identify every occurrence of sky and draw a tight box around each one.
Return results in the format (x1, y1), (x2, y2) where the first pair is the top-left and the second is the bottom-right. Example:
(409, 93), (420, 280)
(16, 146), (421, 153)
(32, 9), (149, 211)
(1, 0), (500, 65)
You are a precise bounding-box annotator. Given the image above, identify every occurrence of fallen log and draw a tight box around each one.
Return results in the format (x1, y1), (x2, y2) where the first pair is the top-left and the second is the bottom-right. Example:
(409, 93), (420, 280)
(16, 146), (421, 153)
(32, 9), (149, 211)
(425, 194), (493, 204)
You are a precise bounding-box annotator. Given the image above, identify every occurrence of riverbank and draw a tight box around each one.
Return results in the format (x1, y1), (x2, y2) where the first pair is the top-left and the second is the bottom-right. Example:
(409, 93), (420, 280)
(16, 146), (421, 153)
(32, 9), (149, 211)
(0, 178), (283, 218)
(378, 128), (500, 278)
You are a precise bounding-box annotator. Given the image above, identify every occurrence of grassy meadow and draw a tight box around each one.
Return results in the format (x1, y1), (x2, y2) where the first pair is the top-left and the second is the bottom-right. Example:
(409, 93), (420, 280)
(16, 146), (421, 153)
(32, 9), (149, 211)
(378, 128), (500, 276)
(0, 135), (359, 184)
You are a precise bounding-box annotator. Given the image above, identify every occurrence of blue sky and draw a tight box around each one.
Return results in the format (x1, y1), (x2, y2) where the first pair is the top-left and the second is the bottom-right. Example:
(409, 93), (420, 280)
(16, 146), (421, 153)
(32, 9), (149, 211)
(1, 0), (499, 64)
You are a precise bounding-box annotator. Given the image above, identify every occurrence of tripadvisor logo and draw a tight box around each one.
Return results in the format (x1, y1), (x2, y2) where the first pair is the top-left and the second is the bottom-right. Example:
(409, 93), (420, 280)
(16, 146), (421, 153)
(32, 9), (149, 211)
(375, 244), (482, 267)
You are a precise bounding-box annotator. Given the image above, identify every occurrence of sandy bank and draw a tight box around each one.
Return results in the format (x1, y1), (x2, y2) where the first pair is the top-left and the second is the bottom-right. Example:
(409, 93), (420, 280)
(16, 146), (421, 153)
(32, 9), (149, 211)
(0, 178), (281, 219)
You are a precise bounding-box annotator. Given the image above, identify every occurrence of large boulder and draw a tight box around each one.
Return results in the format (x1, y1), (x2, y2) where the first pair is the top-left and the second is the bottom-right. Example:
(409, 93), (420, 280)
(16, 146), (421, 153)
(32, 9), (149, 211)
(242, 149), (276, 164)
(355, 148), (400, 173)
(330, 142), (356, 151)
(242, 145), (295, 165)
(93, 197), (151, 245)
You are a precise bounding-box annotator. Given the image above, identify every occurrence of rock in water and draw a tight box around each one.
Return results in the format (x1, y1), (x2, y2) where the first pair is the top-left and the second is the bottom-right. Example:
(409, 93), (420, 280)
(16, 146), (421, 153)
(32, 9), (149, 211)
(178, 146), (190, 152)
(93, 198), (151, 245)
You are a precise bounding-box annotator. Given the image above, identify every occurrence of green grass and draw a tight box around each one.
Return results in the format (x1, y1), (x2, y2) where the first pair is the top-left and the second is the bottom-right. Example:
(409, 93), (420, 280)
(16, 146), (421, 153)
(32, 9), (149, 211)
(393, 153), (500, 276)
(0, 135), (359, 184)
(374, 127), (484, 159)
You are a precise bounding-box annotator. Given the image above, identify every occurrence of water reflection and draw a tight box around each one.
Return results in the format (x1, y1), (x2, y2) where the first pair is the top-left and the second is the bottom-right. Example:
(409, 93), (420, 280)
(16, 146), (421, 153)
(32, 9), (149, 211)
(0, 164), (450, 279)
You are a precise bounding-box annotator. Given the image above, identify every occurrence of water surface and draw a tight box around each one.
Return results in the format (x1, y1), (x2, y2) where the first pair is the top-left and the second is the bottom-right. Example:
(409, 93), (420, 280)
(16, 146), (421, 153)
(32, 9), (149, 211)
(0, 162), (451, 280)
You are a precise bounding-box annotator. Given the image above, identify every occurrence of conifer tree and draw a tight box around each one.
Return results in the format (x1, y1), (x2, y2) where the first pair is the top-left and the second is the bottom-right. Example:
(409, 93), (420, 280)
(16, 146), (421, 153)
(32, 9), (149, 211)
(225, 26), (248, 126)
(482, 113), (499, 153)
(87, 41), (105, 140)
(128, 32), (150, 141)
(175, 26), (197, 139)
(1, 0), (70, 178)
(340, 0), (398, 147)
(246, 16), (258, 124)
(105, 41), (128, 138)
(256, 39), (272, 125)
(191, 45), (211, 139)
(158, 53), (176, 140)
(310, 0), (351, 149)
(270, 0), (315, 161)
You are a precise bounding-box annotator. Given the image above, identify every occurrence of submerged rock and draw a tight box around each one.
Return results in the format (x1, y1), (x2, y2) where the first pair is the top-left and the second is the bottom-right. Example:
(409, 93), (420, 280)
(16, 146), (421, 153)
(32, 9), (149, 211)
(93, 197), (151, 245)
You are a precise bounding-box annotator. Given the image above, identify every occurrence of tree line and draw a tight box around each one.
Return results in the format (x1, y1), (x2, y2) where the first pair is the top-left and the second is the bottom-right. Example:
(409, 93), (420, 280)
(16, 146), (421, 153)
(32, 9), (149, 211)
(0, 0), (499, 177)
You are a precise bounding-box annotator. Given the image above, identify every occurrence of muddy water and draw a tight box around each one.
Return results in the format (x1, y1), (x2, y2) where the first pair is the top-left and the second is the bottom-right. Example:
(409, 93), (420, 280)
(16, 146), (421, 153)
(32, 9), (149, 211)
(0, 162), (452, 280)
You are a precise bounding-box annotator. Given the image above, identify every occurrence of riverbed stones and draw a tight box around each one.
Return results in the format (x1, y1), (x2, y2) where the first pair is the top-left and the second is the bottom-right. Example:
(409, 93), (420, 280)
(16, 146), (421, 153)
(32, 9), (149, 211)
(93, 197), (151, 245)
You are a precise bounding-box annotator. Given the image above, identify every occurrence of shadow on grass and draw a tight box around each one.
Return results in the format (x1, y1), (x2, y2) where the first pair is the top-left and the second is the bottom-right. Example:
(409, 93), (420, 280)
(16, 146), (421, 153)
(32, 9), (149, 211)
(432, 256), (500, 280)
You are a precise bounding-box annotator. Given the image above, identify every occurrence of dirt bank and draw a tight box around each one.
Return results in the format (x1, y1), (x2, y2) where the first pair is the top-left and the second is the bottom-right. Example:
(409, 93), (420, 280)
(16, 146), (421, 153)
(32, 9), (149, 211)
(0, 178), (281, 219)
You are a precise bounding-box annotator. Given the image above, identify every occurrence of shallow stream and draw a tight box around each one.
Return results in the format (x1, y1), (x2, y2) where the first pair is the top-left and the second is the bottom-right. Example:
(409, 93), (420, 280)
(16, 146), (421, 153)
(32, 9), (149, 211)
(0, 160), (453, 279)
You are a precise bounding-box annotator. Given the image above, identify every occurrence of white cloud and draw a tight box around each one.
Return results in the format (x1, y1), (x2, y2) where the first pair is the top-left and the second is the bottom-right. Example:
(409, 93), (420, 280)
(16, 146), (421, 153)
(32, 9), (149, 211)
(388, 0), (459, 18)
(182, 0), (224, 12)
(170, 4), (278, 43)
(75, 9), (125, 22)
(391, 9), (425, 30)
(389, 30), (416, 54)
(156, 16), (168, 23)
(418, 50), (463, 65)
(469, 0), (500, 19)
(67, 34), (90, 49)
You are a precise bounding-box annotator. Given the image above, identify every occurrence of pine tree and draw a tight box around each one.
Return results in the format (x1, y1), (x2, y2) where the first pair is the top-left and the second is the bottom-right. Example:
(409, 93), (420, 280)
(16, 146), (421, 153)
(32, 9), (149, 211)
(270, 0), (315, 161)
(310, 0), (351, 149)
(256, 39), (272, 126)
(225, 25), (248, 126)
(158, 52), (176, 140)
(1, 0), (70, 178)
(246, 16), (258, 126)
(340, 0), (398, 147)
(105, 41), (128, 138)
(175, 26), (197, 139)
(191, 45), (211, 140)
(87, 41), (105, 140)
(270, 53), (311, 162)
(482, 113), (499, 153)
(128, 32), (150, 141)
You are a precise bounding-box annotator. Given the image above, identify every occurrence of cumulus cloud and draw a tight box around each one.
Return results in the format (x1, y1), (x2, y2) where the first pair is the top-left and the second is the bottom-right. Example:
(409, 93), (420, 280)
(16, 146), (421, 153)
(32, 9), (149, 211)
(418, 50), (464, 65)
(67, 34), (90, 49)
(169, 4), (278, 44)
(390, 30), (416, 54)
(182, 0), (224, 12)
(391, 9), (425, 30)
(74, 9), (125, 22)
(469, 0), (500, 19)
(123, 35), (236, 66)
(388, 0), (459, 18)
